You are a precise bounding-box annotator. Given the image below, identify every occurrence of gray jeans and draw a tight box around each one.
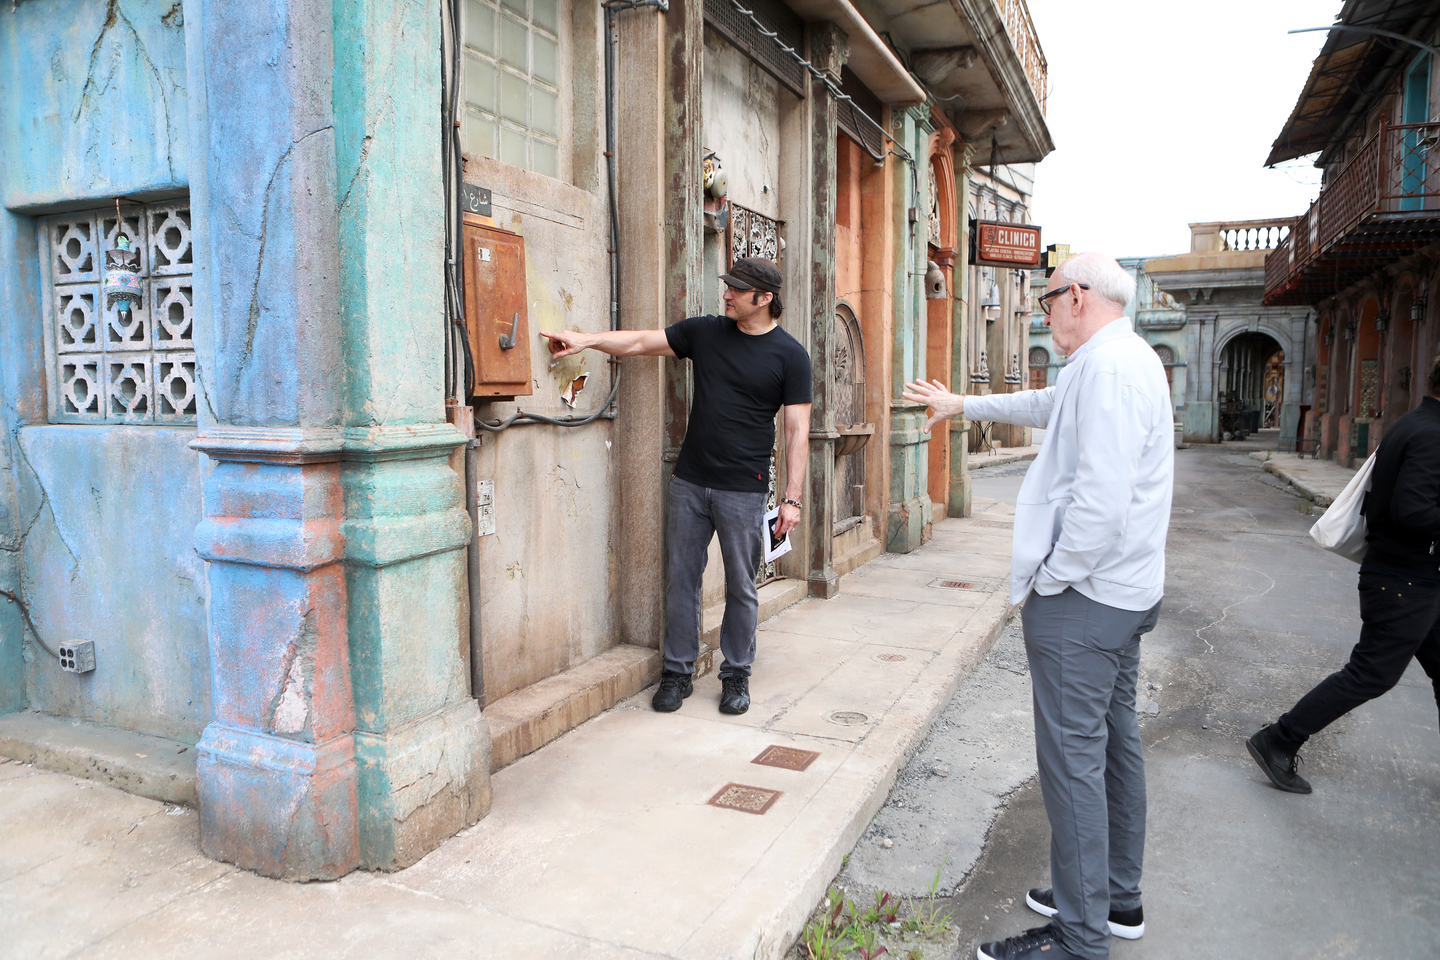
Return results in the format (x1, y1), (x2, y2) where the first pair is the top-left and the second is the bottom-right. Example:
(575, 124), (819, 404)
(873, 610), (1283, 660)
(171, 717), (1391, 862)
(664, 476), (768, 679)
(1021, 588), (1161, 960)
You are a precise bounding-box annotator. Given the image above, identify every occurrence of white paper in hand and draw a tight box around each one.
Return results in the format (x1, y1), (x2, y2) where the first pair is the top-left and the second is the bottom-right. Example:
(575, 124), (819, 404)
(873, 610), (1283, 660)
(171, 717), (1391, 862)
(762, 506), (792, 562)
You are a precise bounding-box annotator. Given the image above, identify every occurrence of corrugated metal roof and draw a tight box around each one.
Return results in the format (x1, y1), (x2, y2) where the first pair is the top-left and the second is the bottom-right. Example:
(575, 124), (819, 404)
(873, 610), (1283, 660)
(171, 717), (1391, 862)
(1265, 0), (1438, 167)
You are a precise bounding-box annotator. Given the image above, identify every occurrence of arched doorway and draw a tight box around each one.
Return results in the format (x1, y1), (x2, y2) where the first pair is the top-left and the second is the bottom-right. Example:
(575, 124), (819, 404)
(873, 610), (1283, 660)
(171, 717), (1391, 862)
(1218, 331), (1283, 438)
(1151, 343), (1176, 404)
(1028, 346), (1049, 390)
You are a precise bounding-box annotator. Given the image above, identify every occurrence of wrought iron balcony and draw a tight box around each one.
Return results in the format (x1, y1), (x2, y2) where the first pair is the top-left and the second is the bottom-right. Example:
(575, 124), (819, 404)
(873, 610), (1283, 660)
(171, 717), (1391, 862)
(1264, 119), (1440, 306)
(999, 0), (1047, 113)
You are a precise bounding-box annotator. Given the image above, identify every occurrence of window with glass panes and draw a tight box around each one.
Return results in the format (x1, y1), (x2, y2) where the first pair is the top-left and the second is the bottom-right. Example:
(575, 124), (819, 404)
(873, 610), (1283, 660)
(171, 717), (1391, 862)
(464, 0), (562, 178)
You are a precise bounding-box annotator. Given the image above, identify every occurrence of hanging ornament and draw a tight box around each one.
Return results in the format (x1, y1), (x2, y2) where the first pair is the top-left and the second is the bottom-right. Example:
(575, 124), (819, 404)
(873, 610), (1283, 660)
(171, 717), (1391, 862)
(104, 200), (143, 316)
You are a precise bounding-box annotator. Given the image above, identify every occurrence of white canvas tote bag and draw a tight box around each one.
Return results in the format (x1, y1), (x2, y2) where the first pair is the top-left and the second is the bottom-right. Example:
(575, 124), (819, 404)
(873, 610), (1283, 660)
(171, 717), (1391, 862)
(1309, 452), (1377, 564)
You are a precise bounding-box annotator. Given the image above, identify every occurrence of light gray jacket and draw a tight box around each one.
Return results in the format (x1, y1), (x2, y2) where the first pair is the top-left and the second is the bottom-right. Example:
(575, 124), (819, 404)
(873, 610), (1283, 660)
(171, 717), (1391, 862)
(964, 317), (1174, 611)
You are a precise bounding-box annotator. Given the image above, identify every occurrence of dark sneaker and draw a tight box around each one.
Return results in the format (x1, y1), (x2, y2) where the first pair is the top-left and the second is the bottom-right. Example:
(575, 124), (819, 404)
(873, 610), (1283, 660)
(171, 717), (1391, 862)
(1025, 887), (1144, 939)
(719, 675), (750, 714)
(1247, 724), (1312, 794)
(651, 670), (693, 712)
(977, 924), (1080, 960)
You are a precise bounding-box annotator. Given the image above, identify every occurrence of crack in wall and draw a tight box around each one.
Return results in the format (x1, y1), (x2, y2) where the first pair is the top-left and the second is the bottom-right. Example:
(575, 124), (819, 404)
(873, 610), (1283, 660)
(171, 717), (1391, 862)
(229, 126), (335, 409)
(73, 0), (180, 182)
(264, 607), (319, 740)
(11, 428), (80, 572)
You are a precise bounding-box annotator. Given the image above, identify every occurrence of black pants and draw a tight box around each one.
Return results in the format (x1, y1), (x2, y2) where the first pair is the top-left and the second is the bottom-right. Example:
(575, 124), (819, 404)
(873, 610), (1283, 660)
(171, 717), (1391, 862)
(1274, 570), (1440, 754)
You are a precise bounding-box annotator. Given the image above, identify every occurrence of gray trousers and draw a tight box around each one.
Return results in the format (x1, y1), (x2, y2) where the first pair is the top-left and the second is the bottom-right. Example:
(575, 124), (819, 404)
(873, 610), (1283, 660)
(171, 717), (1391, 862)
(1021, 588), (1161, 960)
(663, 476), (768, 679)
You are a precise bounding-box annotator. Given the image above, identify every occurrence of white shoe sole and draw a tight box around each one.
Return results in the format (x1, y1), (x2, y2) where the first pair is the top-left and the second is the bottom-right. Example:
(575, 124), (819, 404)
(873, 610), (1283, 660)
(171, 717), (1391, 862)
(1025, 891), (1145, 940)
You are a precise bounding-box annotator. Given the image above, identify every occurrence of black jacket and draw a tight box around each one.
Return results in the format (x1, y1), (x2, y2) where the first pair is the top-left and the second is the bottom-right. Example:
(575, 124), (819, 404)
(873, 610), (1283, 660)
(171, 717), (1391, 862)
(1363, 395), (1440, 572)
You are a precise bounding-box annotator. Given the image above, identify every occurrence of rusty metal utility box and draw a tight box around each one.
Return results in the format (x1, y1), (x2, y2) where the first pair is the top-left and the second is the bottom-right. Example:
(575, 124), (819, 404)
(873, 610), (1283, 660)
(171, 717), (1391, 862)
(463, 215), (533, 399)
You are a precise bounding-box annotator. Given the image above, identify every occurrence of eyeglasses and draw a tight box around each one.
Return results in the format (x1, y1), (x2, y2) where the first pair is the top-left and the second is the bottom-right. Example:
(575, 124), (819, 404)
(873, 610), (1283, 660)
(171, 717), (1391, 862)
(1038, 282), (1089, 316)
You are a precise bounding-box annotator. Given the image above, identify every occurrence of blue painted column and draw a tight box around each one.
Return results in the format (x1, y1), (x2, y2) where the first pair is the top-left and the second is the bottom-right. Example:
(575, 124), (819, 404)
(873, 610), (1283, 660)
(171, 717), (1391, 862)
(188, 0), (359, 879)
(188, 0), (489, 879)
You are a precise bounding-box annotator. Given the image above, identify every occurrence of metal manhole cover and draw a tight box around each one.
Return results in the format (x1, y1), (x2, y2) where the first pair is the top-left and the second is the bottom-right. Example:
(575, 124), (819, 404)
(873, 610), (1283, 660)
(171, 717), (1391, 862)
(825, 710), (870, 726)
(752, 745), (820, 772)
(707, 782), (782, 815)
(874, 652), (908, 663)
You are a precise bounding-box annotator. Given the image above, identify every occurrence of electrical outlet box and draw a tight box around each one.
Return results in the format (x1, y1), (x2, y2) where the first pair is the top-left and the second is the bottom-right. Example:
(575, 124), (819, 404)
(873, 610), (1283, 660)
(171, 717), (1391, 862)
(58, 640), (95, 674)
(475, 479), (496, 537)
(463, 215), (533, 399)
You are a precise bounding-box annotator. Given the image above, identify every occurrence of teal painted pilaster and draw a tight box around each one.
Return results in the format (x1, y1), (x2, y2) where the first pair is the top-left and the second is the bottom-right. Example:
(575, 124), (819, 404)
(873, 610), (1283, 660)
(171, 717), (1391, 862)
(333, 0), (491, 870)
(948, 142), (975, 518)
(888, 106), (933, 552)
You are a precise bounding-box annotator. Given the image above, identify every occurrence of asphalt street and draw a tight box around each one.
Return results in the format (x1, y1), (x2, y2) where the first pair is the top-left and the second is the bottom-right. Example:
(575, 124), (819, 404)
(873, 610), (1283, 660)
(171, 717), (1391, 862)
(839, 435), (1440, 958)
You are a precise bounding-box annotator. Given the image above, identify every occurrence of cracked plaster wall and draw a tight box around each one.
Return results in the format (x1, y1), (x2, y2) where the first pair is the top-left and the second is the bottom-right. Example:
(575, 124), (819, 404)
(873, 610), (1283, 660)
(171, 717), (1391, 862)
(0, 2), (205, 735)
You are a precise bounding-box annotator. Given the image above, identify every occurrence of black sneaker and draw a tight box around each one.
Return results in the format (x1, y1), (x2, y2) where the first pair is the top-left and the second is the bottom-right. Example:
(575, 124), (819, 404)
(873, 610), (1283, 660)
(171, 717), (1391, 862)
(977, 924), (1080, 960)
(651, 670), (693, 712)
(1025, 887), (1144, 939)
(1246, 724), (1312, 794)
(719, 675), (750, 714)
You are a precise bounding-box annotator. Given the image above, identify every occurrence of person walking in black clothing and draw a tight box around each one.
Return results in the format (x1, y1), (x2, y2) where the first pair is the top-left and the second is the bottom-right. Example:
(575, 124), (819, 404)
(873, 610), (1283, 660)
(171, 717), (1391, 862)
(540, 258), (812, 716)
(1249, 354), (1440, 794)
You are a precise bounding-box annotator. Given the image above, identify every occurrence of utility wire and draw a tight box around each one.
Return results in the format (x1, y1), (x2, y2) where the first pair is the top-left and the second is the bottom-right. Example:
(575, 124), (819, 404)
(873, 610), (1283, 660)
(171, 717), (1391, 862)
(722, 0), (914, 164)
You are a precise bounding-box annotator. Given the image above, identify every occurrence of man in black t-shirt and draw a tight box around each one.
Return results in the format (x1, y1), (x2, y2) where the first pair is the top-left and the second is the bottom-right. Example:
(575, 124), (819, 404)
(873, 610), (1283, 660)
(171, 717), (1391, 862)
(541, 257), (812, 715)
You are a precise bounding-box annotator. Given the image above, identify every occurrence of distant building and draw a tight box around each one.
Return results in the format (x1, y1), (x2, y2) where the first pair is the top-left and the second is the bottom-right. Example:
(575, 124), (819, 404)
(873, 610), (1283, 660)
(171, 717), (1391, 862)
(1148, 222), (1314, 443)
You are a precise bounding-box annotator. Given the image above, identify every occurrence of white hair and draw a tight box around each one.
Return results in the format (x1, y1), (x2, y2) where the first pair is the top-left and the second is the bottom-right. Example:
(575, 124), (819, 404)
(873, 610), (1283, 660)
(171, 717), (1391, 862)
(1057, 252), (1135, 309)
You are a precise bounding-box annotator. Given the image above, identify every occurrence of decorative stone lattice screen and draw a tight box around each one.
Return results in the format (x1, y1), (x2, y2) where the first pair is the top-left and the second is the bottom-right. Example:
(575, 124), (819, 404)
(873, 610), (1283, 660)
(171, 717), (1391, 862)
(40, 200), (197, 425)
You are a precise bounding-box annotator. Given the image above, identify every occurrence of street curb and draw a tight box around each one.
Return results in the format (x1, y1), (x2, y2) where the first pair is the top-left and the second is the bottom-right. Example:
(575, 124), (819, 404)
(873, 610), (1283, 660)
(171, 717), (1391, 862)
(763, 590), (1018, 957)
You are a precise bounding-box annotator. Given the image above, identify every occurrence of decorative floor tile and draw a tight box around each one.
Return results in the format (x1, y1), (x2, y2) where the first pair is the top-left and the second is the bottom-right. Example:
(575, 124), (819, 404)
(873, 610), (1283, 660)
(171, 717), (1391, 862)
(707, 783), (782, 815)
(751, 745), (820, 772)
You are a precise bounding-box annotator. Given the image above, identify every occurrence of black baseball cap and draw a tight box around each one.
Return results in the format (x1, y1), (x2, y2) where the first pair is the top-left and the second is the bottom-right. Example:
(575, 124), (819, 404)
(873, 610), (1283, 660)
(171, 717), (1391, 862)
(719, 257), (782, 295)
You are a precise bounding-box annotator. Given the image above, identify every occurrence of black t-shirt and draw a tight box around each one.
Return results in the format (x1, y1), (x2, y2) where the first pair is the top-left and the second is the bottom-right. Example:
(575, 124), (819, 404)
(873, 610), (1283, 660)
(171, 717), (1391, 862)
(665, 315), (813, 492)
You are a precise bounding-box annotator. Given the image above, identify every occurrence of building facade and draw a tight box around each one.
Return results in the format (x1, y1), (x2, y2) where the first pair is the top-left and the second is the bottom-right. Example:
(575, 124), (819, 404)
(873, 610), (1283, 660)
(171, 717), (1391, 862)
(0, 0), (1052, 879)
(1260, 0), (1440, 465)
(1148, 220), (1313, 443)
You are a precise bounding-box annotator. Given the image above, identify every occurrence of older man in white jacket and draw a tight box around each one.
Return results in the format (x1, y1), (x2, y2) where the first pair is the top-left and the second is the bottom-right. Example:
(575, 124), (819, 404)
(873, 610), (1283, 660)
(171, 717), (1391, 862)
(904, 252), (1174, 960)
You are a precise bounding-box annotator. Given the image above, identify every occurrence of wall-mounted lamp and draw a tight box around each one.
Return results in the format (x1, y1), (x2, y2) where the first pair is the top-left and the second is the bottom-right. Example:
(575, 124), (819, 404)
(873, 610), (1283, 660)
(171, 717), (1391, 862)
(1375, 307), (1390, 331)
(1412, 284), (1428, 322)
(1323, 328), (1334, 345)
(925, 261), (946, 299)
(1341, 323), (1354, 340)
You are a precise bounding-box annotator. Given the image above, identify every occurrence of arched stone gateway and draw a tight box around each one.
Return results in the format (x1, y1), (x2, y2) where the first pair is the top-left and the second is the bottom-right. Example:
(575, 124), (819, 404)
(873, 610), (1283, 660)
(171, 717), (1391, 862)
(1145, 221), (1316, 445)
(1217, 331), (1284, 436)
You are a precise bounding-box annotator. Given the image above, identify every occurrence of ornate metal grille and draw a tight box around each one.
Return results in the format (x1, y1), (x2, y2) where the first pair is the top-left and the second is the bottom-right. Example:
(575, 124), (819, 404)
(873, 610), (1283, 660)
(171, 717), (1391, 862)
(42, 200), (197, 425)
(703, 0), (806, 98)
(729, 203), (782, 265)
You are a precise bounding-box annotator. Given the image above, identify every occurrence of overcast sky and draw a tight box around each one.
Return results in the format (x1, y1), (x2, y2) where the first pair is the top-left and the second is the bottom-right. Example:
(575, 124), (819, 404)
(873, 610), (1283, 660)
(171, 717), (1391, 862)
(1023, 0), (1340, 260)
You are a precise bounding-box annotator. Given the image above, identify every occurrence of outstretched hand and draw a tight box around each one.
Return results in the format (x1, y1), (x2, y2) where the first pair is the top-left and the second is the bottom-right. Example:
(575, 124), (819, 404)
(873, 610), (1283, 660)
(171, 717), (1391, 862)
(539, 330), (588, 358)
(901, 379), (964, 434)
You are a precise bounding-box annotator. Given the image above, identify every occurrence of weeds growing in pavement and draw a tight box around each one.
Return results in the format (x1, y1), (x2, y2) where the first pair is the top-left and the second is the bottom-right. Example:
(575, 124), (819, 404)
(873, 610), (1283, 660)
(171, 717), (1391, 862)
(902, 861), (953, 939)
(796, 866), (955, 959)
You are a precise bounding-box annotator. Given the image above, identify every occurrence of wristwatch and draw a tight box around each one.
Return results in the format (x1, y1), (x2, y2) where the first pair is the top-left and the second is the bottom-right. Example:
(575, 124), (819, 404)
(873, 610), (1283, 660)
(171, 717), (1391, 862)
(782, 498), (803, 510)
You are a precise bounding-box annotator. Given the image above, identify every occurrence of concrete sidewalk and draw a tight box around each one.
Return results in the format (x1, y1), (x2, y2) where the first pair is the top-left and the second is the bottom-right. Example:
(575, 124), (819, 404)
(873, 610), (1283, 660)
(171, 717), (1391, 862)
(1250, 451), (1357, 506)
(0, 502), (1020, 960)
(967, 444), (1040, 471)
